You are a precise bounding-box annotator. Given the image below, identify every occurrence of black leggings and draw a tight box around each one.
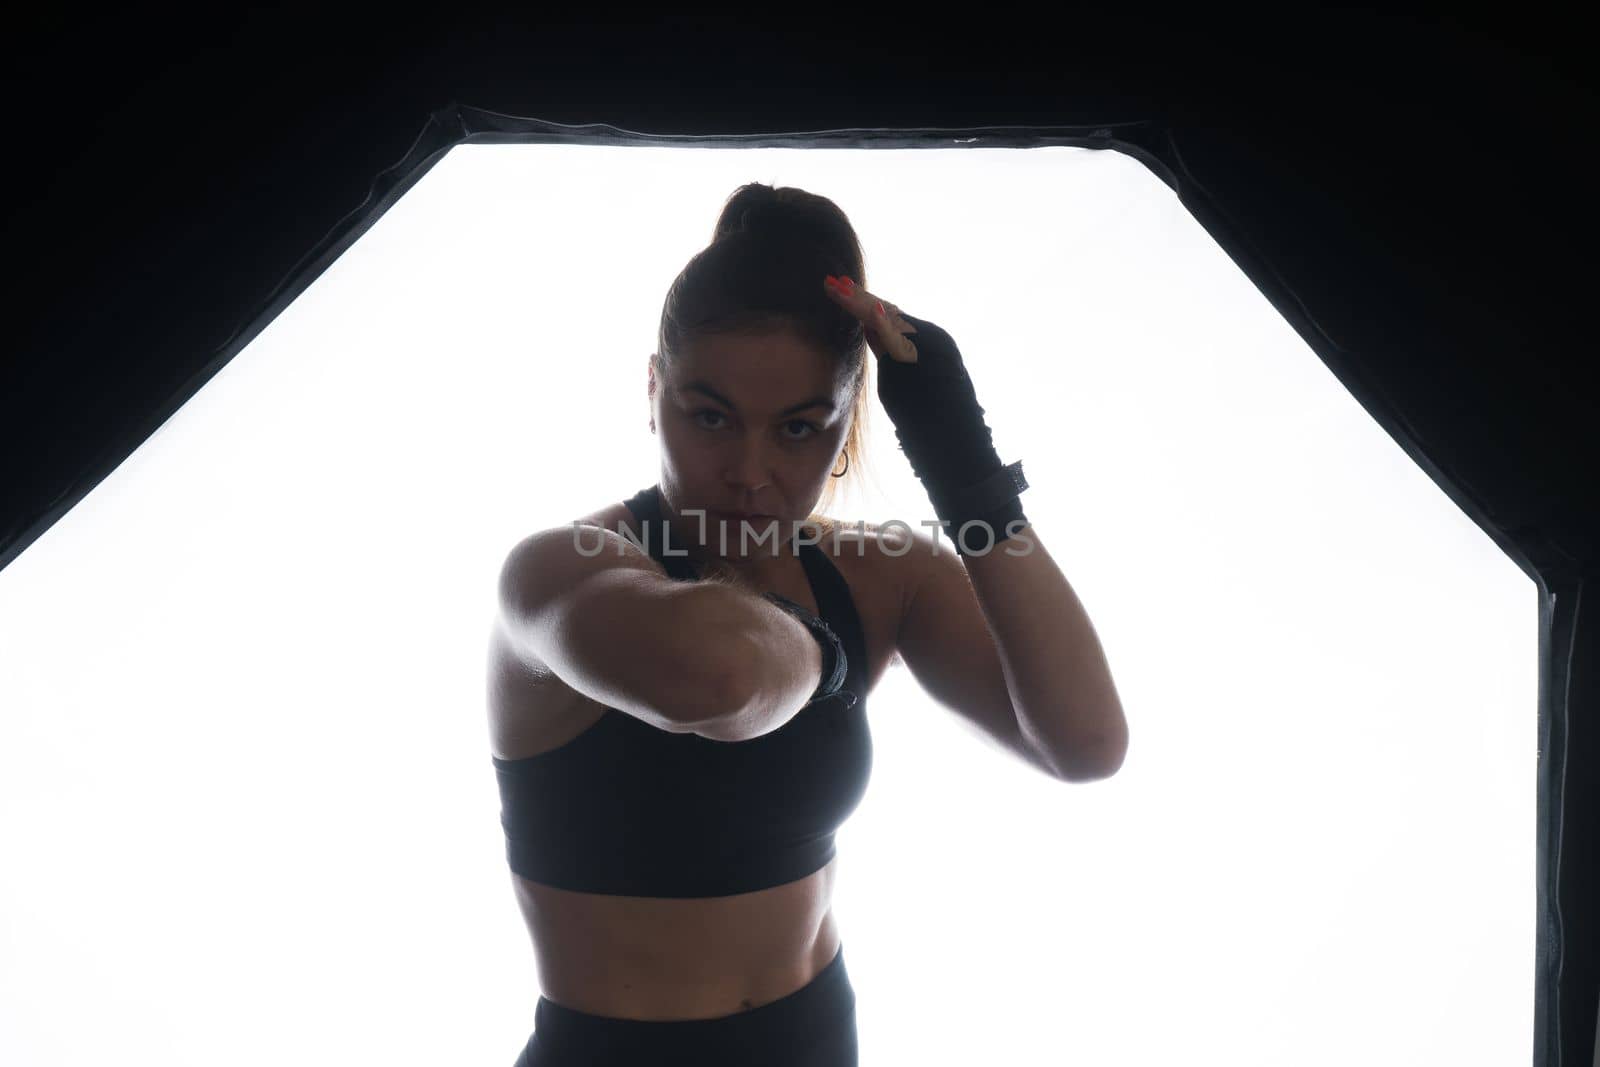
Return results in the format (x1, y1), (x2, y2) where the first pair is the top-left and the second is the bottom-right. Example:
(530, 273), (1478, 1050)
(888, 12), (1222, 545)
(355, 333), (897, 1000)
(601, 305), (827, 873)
(512, 943), (857, 1066)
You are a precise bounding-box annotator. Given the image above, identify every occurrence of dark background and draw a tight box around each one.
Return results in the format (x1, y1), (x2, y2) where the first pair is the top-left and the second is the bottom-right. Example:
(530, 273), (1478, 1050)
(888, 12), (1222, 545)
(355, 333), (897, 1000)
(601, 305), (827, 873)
(1, 7), (1593, 1064)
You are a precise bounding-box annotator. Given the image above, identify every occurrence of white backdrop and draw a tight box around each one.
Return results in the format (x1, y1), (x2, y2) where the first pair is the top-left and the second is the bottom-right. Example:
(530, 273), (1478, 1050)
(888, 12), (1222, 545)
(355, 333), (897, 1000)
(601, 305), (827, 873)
(0, 142), (1534, 1065)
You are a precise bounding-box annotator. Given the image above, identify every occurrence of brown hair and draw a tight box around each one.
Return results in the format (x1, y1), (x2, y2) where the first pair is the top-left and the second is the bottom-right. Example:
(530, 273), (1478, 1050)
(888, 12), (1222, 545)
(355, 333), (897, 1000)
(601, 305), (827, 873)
(653, 182), (874, 521)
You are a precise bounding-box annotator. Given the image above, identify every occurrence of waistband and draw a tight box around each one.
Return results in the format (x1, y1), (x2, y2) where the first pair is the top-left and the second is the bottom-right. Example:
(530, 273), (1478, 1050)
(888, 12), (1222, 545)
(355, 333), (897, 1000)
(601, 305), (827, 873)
(529, 944), (853, 1061)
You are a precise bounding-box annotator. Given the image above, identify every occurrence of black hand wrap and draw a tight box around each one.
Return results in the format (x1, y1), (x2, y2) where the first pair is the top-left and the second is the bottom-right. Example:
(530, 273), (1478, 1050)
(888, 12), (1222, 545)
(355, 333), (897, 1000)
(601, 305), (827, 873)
(875, 311), (1030, 555)
(761, 592), (856, 710)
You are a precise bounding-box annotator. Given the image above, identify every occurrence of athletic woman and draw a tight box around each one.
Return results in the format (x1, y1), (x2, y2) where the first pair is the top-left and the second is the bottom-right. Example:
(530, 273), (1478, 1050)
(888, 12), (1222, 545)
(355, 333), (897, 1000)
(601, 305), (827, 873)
(488, 183), (1128, 1065)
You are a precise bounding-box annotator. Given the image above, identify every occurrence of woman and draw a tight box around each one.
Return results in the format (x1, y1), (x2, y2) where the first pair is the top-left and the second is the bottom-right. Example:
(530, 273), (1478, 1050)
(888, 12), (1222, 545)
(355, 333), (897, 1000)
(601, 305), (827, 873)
(488, 183), (1128, 1065)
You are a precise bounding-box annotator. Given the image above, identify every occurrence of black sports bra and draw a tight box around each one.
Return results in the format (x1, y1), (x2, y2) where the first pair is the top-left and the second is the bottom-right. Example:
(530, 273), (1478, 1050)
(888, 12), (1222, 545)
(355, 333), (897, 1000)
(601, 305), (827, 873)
(490, 484), (874, 898)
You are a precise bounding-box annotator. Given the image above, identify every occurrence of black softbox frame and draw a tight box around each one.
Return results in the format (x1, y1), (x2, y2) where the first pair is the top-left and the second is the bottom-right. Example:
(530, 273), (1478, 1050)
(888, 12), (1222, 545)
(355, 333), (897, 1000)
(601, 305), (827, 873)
(1, 9), (1593, 1065)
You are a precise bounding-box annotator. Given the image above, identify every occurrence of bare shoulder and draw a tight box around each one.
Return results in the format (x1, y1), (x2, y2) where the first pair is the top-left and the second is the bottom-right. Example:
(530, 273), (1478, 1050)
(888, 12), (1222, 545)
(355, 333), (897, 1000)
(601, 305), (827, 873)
(573, 500), (640, 540)
(502, 501), (643, 571)
(492, 498), (640, 668)
(488, 499), (642, 761)
(805, 513), (904, 559)
(834, 519), (971, 624)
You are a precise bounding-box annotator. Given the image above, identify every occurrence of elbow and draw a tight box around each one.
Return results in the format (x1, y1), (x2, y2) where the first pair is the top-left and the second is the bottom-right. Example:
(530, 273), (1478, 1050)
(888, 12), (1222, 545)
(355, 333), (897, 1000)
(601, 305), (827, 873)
(1052, 719), (1129, 783)
(664, 630), (758, 737)
(706, 653), (759, 732)
(646, 584), (751, 734)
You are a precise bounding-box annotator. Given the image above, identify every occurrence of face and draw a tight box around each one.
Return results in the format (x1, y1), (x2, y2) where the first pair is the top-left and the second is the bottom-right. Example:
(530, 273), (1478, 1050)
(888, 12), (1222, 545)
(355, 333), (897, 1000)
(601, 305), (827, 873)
(648, 329), (854, 562)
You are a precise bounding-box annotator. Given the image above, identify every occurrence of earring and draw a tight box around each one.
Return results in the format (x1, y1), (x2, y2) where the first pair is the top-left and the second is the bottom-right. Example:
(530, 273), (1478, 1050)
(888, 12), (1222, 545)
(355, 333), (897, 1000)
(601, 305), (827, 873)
(830, 452), (848, 478)
(649, 420), (656, 434)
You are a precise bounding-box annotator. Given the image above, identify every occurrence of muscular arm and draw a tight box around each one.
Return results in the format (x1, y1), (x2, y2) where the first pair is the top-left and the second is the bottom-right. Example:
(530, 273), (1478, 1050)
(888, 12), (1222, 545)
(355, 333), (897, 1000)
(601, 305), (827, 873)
(497, 525), (823, 738)
(686, 566), (826, 742)
(495, 525), (736, 731)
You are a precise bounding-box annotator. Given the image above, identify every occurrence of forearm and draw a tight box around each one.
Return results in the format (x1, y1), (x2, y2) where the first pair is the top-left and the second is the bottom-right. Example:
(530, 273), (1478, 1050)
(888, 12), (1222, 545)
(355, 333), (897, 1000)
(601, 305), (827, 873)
(675, 577), (824, 742)
(961, 523), (1128, 778)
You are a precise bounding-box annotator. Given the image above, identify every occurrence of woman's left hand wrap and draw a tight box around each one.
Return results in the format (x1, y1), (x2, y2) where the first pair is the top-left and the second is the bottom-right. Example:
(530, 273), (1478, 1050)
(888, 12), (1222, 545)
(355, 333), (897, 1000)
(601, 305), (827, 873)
(823, 275), (1029, 553)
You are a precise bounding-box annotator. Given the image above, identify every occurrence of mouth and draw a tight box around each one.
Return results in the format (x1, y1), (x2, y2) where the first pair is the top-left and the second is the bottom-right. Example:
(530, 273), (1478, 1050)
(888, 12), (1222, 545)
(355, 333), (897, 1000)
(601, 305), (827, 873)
(714, 510), (778, 522)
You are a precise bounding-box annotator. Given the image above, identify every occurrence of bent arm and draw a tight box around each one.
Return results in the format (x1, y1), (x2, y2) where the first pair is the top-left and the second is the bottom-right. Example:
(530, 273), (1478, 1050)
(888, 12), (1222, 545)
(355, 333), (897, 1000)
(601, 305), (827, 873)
(685, 572), (825, 742)
(496, 526), (738, 731)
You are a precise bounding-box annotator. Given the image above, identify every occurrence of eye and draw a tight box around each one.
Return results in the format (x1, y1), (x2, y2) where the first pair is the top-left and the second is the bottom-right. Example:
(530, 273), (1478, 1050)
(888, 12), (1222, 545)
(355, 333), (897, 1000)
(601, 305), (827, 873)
(783, 419), (823, 441)
(692, 410), (821, 442)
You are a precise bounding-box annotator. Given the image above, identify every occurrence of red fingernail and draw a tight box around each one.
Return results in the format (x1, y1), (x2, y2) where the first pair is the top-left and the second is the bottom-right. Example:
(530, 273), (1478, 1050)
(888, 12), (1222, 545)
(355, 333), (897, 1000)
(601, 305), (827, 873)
(839, 277), (855, 291)
(876, 300), (885, 316)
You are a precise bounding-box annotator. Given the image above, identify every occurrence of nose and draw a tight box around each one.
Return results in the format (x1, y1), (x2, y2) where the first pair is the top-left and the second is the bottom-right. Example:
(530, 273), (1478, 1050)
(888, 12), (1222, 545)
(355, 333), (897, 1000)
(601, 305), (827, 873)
(724, 436), (775, 496)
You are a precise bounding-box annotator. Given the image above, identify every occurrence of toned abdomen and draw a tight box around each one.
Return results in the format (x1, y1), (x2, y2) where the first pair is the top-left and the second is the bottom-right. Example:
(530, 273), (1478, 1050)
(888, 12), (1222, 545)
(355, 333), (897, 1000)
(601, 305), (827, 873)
(511, 858), (840, 1020)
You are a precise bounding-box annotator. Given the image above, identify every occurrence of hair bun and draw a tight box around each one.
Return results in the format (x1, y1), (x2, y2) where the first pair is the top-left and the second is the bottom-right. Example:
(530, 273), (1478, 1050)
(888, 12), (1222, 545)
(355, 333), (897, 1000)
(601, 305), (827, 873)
(739, 199), (809, 242)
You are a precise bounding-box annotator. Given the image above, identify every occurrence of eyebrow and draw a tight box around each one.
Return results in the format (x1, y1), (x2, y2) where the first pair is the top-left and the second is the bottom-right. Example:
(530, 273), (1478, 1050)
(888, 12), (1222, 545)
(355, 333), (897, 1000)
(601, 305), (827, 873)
(679, 380), (836, 417)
